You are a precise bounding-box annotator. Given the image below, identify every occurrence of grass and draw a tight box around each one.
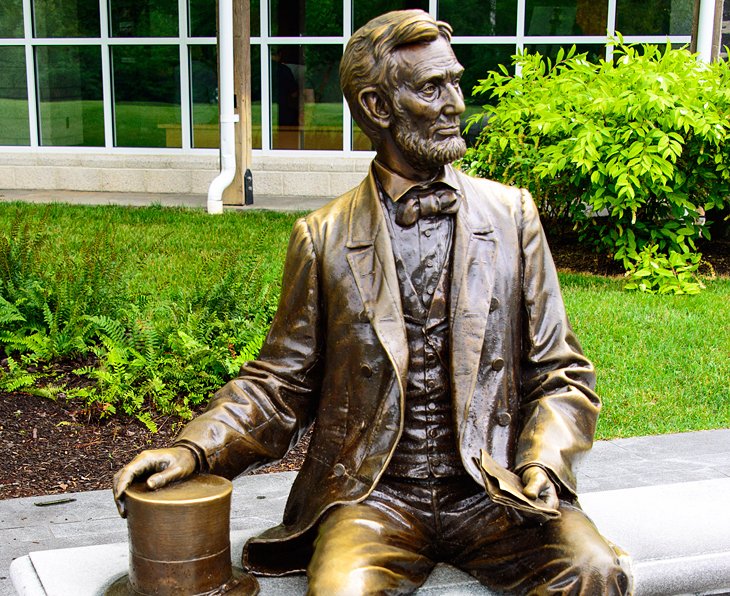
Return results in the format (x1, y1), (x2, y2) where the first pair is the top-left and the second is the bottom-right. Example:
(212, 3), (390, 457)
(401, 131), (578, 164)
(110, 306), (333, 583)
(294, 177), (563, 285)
(562, 274), (730, 439)
(0, 202), (727, 439)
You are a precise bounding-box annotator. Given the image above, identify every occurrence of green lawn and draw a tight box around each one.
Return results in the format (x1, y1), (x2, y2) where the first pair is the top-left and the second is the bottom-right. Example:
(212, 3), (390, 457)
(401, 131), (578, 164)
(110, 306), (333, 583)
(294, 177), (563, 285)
(0, 203), (727, 438)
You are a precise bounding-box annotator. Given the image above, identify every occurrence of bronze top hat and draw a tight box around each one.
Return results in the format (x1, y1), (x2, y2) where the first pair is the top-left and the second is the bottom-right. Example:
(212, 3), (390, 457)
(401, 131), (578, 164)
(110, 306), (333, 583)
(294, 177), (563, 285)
(105, 474), (259, 596)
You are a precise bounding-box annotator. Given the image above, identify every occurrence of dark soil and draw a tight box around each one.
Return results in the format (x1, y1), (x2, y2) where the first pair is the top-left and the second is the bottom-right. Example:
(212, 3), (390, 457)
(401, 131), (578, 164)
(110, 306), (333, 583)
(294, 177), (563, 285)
(1, 237), (727, 501)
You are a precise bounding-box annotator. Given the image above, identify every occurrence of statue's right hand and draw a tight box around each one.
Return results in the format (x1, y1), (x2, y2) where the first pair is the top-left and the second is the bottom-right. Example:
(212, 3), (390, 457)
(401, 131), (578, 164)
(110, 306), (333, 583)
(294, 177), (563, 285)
(112, 447), (197, 518)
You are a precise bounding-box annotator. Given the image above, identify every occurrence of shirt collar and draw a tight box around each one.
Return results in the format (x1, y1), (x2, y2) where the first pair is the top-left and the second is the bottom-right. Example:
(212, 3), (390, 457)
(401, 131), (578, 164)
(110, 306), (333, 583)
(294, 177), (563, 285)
(373, 159), (461, 203)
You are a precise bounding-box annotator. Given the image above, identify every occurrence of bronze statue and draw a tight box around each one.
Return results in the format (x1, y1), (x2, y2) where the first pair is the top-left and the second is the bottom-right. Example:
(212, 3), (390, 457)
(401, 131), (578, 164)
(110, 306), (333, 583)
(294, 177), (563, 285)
(114, 10), (632, 594)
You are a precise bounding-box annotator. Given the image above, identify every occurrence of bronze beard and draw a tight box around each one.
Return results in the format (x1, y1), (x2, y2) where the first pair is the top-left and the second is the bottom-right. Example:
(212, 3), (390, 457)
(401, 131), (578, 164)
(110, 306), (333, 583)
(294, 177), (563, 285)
(390, 105), (467, 171)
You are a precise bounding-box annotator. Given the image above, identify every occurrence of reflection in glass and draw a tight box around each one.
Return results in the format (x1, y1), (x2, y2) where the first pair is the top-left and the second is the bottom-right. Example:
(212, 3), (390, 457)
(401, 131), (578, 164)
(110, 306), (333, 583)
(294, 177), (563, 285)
(525, 0), (607, 36)
(190, 45), (218, 148)
(0, 46), (29, 145)
(616, 0), (693, 36)
(34, 0), (100, 37)
(110, 0), (178, 37)
(0, 0), (24, 38)
(270, 45), (341, 150)
(354, 0), (427, 31)
(440, 0), (517, 36)
(37, 46), (103, 146)
(113, 46), (180, 147)
(270, 0), (341, 37)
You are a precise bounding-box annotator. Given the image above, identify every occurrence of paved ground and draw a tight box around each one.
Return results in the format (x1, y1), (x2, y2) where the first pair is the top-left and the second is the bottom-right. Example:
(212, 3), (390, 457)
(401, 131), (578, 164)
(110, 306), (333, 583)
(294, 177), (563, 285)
(0, 189), (330, 212)
(2, 429), (729, 596)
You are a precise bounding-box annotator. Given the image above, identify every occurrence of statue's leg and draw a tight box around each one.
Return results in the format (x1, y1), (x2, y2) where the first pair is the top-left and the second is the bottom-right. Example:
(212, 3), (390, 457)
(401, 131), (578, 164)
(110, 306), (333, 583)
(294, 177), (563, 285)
(451, 500), (632, 595)
(306, 493), (436, 595)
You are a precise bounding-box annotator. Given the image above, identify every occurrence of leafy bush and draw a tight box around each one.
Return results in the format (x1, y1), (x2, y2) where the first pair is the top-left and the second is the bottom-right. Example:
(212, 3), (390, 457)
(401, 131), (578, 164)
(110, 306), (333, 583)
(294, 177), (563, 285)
(460, 41), (730, 293)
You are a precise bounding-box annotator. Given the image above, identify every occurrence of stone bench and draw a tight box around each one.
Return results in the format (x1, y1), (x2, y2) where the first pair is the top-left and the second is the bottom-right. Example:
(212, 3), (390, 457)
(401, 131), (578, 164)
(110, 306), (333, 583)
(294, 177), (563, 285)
(10, 477), (730, 595)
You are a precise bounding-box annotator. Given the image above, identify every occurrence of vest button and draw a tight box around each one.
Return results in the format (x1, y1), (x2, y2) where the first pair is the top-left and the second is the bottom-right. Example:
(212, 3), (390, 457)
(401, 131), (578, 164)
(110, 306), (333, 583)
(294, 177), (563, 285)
(427, 402), (437, 411)
(361, 364), (373, 378)
(333, 463), (346, 477)
(491, 358), (505, 371)
(496, 410), (512, 426)
(490, 297), (500, 312)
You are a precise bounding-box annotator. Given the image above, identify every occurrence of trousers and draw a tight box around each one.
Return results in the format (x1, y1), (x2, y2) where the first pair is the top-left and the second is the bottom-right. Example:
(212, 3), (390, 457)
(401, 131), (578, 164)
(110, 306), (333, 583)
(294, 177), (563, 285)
(307, 476), (631, 595)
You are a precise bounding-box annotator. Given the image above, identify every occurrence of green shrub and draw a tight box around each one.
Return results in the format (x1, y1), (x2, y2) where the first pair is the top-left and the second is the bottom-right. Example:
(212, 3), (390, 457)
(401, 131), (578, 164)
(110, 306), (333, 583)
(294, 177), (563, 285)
(460, 41), (730, 293)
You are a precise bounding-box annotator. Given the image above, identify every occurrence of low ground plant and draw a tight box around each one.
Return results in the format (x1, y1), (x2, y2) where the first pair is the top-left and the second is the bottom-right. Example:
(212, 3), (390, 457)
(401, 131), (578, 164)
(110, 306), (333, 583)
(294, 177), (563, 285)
(0, 204), (297, 429)
(460, 40), (730, 294)
(0, 203), (727, 438)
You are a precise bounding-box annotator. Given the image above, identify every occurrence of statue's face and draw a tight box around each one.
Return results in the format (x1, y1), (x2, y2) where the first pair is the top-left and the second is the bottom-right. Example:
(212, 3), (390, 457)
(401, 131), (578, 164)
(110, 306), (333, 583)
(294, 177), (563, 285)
(389, 36), (466, 173)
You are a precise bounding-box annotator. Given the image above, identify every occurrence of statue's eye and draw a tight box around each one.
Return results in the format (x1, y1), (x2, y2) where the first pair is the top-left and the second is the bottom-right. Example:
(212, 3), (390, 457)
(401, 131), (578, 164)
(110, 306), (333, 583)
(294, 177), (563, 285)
(421, 83), (438, 98)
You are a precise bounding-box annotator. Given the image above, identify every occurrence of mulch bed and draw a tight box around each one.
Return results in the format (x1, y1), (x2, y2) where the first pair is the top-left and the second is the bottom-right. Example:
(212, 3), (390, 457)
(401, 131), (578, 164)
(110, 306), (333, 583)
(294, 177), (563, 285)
(1, 237), (727, 501)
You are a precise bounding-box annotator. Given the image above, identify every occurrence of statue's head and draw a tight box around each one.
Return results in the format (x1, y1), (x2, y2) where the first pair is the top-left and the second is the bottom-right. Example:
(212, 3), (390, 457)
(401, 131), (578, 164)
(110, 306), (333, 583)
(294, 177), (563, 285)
(340, 10), (466, 178)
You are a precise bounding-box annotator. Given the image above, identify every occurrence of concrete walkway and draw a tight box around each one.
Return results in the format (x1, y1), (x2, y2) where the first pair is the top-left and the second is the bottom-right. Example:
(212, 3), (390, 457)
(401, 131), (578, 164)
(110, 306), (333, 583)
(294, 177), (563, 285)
(0, 189), (330, 212)
(2, 429), (730, 596)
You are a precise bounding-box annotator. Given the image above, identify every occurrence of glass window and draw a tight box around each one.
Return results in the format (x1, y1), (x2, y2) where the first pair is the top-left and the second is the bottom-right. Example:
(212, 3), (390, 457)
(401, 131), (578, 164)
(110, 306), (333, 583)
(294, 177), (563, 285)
(440, 0), (518, 37)
(33, 0), (100, 38)
(0, 46), (29, 145)
(452, 44), (515, 146)
(190, 45), (218, 148)
(189, 0), (215, 37)
(189, 0), (260, 38)
(112, 45), (181, 147)
(251, 44), (262, 149)
(270, 0), (341, 37)
(0, 0), (24, 38)
(36, 45), (104, 146)
(525, 0), (607, 36)
(270, 44), (342, 150)
(110, 0), (178, 37)
(353, 0), (428, 32)
(616, 0), (694, 36)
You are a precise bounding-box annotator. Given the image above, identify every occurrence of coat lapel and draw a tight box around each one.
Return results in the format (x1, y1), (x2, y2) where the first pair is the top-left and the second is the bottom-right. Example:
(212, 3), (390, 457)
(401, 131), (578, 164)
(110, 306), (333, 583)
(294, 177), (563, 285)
(346, 171), (408, 391)
(449, 175), (497, 437)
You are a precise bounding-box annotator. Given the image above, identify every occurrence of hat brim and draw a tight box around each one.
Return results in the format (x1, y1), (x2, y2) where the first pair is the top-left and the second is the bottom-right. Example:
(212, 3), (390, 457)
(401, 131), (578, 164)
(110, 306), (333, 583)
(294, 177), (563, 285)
(104, 567), (260, 596)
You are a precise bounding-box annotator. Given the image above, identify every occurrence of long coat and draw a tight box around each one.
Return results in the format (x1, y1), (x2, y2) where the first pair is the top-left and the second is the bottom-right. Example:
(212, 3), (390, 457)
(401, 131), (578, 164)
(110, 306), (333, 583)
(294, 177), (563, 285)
(175, 165), (601, 575)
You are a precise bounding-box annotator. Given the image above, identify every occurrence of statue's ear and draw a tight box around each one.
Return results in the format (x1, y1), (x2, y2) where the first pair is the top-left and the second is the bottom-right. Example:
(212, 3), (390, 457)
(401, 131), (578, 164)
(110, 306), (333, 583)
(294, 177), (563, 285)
(358, 88), (391, 130)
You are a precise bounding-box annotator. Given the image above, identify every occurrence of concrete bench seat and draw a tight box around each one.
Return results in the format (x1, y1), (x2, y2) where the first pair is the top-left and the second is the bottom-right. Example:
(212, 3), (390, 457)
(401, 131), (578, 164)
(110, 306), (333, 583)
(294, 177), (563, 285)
(10, 476), (730, 596)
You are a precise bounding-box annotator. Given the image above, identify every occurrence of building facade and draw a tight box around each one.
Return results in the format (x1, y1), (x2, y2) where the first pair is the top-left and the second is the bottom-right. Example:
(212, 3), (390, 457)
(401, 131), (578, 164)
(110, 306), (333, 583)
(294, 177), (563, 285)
(0, 0), (710, 199)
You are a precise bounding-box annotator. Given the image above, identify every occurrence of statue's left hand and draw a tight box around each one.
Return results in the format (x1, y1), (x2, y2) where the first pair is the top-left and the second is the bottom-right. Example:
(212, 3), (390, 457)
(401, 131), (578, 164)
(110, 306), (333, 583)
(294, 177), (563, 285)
(521, 466), (559, 510)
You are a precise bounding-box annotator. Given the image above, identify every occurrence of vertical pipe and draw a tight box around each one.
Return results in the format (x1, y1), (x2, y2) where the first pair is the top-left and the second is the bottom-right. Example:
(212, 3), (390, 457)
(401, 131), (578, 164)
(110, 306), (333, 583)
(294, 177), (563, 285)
(696, 0), (716, 61)
(207, 0), (238, 214)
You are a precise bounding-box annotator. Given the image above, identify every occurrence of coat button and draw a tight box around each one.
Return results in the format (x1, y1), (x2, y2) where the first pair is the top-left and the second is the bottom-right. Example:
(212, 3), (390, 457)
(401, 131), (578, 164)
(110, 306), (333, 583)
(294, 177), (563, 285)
(333, 463), (346, 477)
(361, 364), (373, 378)
(491, 358), (505, 371)
(490, 297), (500, 312)
(359, 309), (370, 322)
(496, 410), (512, 426)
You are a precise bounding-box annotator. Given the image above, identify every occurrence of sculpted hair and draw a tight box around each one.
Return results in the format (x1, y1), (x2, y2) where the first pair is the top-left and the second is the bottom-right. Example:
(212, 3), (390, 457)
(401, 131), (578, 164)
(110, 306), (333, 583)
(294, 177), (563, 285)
(340, 10), (453, 145)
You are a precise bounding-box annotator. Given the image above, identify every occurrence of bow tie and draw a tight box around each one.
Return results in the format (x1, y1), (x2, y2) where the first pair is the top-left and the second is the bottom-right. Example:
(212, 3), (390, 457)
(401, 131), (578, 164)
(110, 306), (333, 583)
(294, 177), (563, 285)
(395, 183), (461, 227)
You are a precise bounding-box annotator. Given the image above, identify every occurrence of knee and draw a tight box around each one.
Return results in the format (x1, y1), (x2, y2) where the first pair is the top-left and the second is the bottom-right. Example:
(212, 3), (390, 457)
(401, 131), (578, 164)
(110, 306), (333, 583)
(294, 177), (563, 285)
(307, 562), (376, 596)
(573, 541), (633, 595)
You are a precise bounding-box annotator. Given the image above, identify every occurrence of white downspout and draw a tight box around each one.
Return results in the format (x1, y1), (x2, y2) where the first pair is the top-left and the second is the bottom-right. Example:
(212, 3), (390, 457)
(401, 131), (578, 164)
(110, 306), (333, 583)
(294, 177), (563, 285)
(207, 0), (238, 214)
(695, 0), (715, 62)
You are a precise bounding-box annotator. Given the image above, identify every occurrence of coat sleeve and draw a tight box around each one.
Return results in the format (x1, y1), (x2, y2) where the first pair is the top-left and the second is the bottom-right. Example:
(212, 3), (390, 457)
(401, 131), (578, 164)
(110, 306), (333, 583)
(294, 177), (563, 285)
(174, 217), (323, 479)
(513, 189), (601, 497)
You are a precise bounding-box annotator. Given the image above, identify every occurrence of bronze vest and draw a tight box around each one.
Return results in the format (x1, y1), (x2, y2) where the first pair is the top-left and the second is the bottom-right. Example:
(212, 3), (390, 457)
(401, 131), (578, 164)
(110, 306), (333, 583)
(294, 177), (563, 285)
(383, 211), (464, 480)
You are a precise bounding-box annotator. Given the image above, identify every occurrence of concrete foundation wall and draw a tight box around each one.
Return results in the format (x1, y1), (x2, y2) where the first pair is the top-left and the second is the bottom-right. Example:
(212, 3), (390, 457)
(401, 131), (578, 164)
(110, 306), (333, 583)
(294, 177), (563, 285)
(0, 151), (373, 199)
